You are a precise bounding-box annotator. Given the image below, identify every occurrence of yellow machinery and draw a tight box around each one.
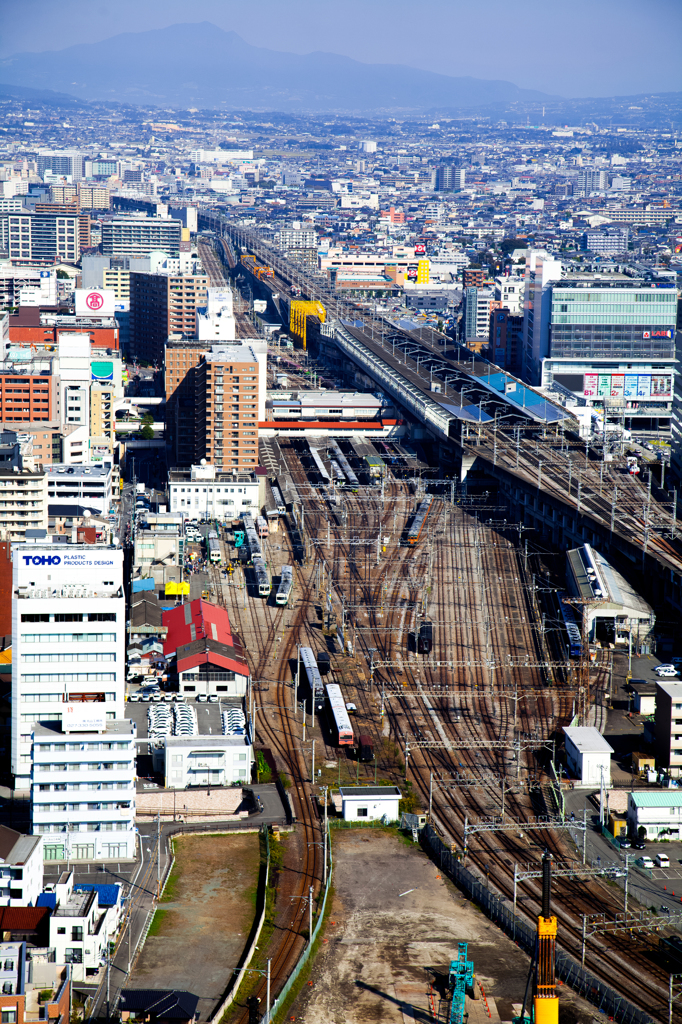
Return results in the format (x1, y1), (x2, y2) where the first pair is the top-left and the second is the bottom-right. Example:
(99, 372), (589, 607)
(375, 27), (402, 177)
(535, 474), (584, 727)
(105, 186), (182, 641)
(290, 299), (326, 350)
(534, 851), (559, 1024)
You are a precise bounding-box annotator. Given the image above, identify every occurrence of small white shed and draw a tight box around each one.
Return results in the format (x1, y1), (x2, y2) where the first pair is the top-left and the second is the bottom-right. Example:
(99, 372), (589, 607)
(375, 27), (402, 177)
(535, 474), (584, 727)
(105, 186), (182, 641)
(339, 786), (401, 822)
(563, 726), (613, 787)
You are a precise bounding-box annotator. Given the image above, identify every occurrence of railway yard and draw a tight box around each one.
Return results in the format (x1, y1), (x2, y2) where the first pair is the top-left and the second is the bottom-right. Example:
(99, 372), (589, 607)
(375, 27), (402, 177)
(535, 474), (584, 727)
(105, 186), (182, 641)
(178, 229), (682, 1022)
(189, 429), (670, 1023)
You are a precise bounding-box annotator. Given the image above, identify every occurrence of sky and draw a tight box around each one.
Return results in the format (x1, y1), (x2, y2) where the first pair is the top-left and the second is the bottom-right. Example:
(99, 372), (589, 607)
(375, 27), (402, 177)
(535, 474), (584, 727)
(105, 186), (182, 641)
(0, 0), (680, 99)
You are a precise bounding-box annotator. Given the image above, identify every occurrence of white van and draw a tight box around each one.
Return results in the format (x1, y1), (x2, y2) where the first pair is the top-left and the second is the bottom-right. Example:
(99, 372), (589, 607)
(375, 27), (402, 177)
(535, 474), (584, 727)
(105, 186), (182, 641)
(655, 853), (670, 868)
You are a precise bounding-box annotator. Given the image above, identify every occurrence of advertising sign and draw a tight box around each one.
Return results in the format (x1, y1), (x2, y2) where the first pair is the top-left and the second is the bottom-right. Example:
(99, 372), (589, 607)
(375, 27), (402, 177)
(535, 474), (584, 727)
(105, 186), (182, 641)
(75, 289), (115, 317)
(91, 361), (114, 381)
(62, 704), (107, 733)
(407, 265), (418, 280)
(414, 243), (426, 255)
(637, 375), (651, 398)
(597, 375), (610, 397)
(652, 375), (672, 397)
(417, 259), (430, 284)
(623, 374), (638, 399)
(583, 373), (598, 397)
(610, 374), (624, 398)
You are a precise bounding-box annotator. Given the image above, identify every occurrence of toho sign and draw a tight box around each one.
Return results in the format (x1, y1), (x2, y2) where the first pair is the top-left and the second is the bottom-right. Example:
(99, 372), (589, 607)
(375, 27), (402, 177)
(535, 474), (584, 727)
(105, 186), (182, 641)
(22, 555), (61, 566)
(21, 553), (117, 567)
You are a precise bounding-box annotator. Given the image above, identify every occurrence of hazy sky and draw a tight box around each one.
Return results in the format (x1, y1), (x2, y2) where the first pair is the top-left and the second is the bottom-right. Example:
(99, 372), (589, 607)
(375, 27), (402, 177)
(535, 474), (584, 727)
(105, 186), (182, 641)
(0, 0), (680, 98)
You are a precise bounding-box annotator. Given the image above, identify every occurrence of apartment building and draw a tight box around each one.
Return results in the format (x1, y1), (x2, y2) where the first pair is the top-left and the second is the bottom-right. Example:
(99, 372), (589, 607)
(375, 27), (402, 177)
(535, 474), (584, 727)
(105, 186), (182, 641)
(164, 338), (208, 466)
(89, 386), (116, 458)
(36, 151), (84, 181)
(0, 374), (55, 424)
(0, 468), (48, 540)
(31, 717), (136, 864)
(194, 345), (264, 471)
(494, 275), (525, 315)
(101, 217), (181, 259)
(581, 228), (629, 255)
(1, 214), (80, 265)
(432, 166), (465, 192)
(130, 271), (208, 364)
(462, 286), (498, 343)
(11, 542), (125, 789)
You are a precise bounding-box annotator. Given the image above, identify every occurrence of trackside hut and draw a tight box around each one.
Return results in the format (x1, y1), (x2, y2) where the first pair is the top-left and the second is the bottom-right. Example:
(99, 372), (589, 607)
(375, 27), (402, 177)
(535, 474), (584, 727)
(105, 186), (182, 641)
(339, 786), (401, 822)
(627, 790), (682, 840)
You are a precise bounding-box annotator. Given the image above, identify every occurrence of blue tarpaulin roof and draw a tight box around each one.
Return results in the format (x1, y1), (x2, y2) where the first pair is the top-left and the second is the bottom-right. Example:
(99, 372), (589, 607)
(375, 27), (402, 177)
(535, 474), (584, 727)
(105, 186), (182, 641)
(74, 884), (121, 907)
(36, 893), (56, 909)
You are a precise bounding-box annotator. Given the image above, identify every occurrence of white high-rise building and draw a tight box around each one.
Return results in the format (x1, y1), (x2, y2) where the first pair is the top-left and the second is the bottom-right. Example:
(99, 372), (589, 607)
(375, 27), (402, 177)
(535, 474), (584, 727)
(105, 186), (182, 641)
(11, 542), (125, 790)
(196, 288), (236, 342)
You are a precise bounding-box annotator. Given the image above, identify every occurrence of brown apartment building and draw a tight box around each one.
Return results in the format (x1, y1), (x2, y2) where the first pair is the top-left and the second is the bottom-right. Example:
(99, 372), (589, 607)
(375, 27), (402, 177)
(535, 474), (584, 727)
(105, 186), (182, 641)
(164, 337), (208, 466)
(130, 271), (207, 365)
(194, 347), (261, 471)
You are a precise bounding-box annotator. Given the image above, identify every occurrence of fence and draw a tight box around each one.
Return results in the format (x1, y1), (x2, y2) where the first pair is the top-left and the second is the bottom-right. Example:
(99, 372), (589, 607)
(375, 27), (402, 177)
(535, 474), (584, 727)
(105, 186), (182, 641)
(422, 825), (653, 1024)
(209, 826), (270, 1021)
(267, 824), (332, 1023)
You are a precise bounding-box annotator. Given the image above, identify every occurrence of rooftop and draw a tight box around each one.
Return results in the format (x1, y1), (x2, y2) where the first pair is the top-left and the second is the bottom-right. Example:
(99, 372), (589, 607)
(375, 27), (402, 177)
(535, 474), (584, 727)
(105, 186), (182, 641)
(46, 464), (110, 479)
(563, 726), (614, 754)
(630, 791), (682, 807)
(339, 786), (402, 798)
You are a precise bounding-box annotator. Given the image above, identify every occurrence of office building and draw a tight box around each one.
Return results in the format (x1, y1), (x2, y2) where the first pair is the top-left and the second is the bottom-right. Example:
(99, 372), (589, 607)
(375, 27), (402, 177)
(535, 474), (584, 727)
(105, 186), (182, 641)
(358, 140), (377, 154)
(101, 217), (181, 259)
(31, 717), (136, 864)
(194, 345), (264, 470)
(0, 826), (43, 906)
(89, 385), (116, 459)
(526, 265), (678, 435)
(164, 733), (252, 789)
(168, 464), (260, 521)
(654, 681), (682, 778)
(45, 463), (113, 517)
(0, 372), (55, 423)
(521, 251), (563, 384)
(129, 271), (208, 364)
(0, 467), (48, 540)
(11, 541), (125, 789)
(1, 213), (80, 265)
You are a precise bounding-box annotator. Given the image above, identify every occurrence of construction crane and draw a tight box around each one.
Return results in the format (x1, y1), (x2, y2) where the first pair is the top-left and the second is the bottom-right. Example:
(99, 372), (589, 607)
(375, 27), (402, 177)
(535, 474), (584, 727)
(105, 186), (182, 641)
(448, 942), (473, 1024)
(519, 850), (559, 1024)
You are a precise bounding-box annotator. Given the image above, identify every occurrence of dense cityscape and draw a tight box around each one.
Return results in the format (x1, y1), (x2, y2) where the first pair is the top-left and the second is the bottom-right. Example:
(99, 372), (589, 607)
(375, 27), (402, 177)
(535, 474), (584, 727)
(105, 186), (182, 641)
(0, 20), (681, 1024)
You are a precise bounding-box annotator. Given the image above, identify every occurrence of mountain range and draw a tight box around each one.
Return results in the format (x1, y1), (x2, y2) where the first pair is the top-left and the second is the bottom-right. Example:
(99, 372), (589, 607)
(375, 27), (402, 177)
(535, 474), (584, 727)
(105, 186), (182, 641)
(0, 22), (553, 113)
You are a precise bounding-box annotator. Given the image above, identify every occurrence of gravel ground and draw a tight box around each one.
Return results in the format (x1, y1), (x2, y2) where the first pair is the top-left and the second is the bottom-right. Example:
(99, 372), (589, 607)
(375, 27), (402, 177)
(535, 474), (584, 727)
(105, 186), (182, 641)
(131, 833), (261, 1021)
(290, 830), (603, 1024)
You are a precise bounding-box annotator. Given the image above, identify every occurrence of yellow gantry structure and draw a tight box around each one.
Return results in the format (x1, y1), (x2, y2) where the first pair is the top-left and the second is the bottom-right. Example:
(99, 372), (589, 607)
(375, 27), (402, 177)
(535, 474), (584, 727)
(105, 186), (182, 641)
(290, 300), (326, 350)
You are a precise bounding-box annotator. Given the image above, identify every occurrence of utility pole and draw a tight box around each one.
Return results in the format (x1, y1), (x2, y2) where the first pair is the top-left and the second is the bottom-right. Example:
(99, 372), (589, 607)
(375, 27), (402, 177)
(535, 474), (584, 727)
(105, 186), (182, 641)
(309, 884), (314, 943)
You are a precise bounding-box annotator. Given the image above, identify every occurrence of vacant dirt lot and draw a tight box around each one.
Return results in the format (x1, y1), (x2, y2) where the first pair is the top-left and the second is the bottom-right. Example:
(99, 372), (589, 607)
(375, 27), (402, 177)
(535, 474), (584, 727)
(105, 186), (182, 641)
(132, 832), (261, 1021)
(292, 830), (600, 1024)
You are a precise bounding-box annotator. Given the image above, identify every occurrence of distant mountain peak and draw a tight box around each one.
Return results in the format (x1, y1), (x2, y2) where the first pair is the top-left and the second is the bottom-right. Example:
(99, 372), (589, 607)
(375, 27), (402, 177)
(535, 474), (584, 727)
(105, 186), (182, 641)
(0, 22), (553, 112)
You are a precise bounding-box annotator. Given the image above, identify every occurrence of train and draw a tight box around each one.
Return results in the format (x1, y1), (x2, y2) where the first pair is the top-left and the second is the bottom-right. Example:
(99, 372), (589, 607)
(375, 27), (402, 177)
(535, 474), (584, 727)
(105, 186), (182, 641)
(276, 565), (294, 606)
(558, 594), (583, 658)
(418, 620), (433, 654)
(406, 497), (433, 545)
(256, 515), (269, 538)
(299, 646), (325, 713)
(208, 538), (221, 564)
(329, 459), (345, 483)
(325, 683), (354, 746)
(242, 516), (263, 563)
(328, 441), (359, 491)
(270, 484), (286, 515)
(358, 734), (374, 763)
(253, 560), (271, 597)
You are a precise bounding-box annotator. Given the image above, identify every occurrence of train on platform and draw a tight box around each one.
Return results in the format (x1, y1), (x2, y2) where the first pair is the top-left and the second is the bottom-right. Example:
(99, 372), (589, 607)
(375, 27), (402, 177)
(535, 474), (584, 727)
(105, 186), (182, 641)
(299, 646), (325, 713)
(276, 565), (294, 606)
(328, 441), (359, 491)
(406, 497), (432, 545)
(325, 683), (354, 746)
(208, 538), (221, 564)
(270, 484), (286, 515)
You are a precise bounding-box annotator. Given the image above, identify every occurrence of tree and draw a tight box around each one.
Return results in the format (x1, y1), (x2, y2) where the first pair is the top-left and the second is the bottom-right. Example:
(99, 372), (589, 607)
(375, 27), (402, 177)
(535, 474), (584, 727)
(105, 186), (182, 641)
(138, 424), (154, 441)
(56, 269), (70, 279)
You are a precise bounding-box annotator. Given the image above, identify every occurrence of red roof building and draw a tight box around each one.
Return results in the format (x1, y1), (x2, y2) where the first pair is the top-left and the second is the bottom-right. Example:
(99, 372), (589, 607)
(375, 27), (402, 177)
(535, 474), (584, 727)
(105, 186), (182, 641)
(162, 600), (250, 695)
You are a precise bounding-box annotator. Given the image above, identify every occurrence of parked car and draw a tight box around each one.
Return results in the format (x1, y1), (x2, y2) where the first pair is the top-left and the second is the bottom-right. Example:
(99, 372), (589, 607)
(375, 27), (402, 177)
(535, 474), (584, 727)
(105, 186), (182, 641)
(128, 693), (140, 702)
(655, 665), (679, 678)
(634, 840), (647, 850)
(208, 694), (219, 703)
(655, 853), (670, 868)
(196, 694), (208, 702)
(636, 856), (654, 869)
(619, 837), (631, 848)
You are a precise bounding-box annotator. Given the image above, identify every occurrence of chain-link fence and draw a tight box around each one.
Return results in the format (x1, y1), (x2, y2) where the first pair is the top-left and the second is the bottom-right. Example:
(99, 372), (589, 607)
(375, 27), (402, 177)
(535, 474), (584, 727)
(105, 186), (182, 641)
(422, 824), (653, 1024)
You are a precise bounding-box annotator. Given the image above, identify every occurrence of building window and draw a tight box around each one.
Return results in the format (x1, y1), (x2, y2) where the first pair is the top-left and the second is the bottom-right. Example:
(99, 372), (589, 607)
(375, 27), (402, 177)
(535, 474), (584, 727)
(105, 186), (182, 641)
(2, 1006), (16, 1019)
(357, 807), (368, 818)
